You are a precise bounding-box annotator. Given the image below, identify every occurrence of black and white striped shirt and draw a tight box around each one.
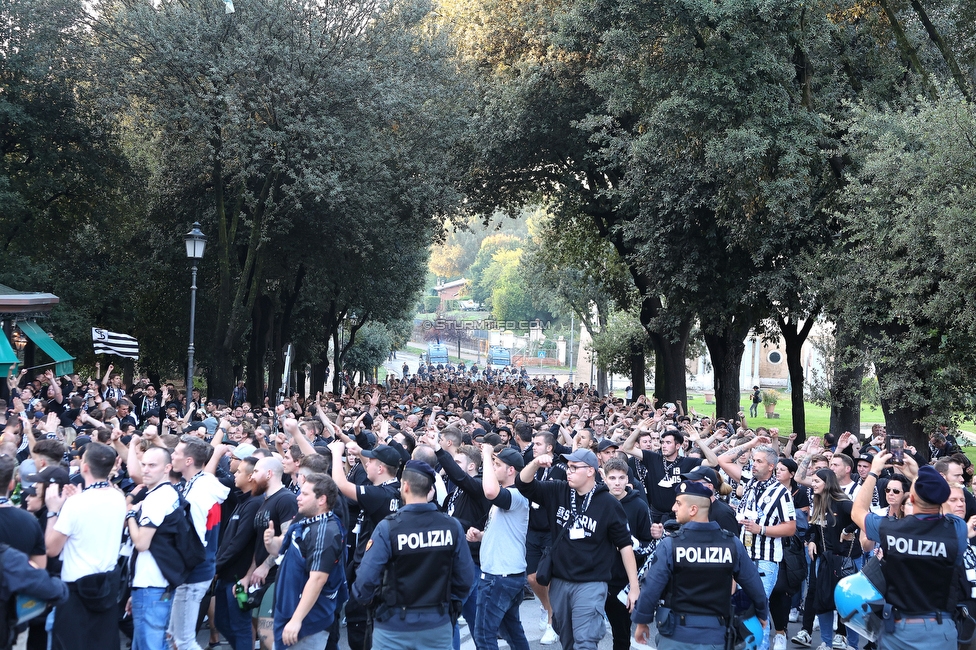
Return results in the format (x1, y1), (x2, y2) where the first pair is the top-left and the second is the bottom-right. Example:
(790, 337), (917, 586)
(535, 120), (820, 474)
(735, 476), (796, 562)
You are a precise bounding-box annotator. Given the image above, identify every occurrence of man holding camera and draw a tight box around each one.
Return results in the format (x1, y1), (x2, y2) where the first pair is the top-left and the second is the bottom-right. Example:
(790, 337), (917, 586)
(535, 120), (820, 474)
(852, 454), (968, 650)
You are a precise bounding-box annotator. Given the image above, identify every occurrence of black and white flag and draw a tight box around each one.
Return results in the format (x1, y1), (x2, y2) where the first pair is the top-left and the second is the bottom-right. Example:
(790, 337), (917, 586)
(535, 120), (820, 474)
(92, 328), (140, 359)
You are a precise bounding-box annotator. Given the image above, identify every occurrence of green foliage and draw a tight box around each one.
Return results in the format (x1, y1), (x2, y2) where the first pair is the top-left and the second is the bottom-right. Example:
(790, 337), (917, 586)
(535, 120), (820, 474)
(588, 312), (653, 378)
(761, 390), (782, 407)
(468, 233), (523, 305)
(422, 296), (442, 313)
(829, 90), (976, 432)
(861, 376), (880, 410)
(344, 322), (393, 375)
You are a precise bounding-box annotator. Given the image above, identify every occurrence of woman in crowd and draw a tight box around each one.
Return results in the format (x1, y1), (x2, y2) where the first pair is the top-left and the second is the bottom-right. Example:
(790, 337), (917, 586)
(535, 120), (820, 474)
(808, 469), (859, 650)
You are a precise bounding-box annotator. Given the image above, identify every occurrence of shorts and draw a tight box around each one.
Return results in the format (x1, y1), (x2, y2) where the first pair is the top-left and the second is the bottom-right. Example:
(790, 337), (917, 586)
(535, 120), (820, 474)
(525, 529), (552, 575)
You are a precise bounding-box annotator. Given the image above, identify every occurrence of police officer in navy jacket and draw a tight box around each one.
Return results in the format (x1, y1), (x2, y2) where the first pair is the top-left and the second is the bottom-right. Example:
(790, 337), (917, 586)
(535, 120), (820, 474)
(351, 460), (475, 650)
(632, 480), (769, 650)
(852, 454), (969, 650)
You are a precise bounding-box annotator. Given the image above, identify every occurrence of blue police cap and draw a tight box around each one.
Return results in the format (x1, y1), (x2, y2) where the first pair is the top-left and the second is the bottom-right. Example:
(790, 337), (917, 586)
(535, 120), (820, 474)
(675, 480), (713, 498)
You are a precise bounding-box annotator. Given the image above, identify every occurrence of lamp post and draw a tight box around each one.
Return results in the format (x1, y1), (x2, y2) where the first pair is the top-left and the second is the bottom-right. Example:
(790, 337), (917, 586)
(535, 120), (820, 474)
(184, 222), (207, 394)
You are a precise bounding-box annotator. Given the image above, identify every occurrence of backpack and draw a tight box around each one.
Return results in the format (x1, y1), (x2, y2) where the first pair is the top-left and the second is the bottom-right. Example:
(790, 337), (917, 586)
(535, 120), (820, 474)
(144, 486), (207, 587)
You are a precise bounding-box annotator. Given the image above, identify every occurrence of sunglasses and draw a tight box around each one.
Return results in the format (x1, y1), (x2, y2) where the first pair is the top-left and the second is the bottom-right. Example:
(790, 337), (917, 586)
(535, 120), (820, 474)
(885, 488), (903, 494)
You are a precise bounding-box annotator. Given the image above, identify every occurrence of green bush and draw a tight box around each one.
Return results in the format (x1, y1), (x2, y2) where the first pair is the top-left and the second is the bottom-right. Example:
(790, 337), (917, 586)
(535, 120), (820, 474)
(862, 376), (880, 408)
(422, 295), (441, 313)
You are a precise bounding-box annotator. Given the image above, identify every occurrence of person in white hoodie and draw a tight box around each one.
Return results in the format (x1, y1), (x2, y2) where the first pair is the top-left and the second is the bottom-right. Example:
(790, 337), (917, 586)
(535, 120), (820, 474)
(167, 436), (230, 650)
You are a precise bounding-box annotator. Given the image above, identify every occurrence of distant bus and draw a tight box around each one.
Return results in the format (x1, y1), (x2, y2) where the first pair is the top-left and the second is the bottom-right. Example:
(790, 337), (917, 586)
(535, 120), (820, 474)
(426, 343), (450, 365)
(486, 346), (511, 367)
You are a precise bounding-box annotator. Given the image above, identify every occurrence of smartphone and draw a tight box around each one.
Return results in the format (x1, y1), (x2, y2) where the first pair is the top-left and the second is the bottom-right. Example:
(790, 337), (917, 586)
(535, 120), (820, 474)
(888, 437), (905, 465)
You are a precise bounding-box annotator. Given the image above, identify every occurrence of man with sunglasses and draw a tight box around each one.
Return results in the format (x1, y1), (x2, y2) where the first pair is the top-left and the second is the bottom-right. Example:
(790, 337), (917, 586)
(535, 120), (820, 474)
(516, 448), (640, 650)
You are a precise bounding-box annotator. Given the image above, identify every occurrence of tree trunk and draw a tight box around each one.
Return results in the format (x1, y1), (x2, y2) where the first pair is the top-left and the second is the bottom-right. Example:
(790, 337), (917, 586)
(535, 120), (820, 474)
(596, 368), (609, 397)
(778, 314), (817, 444)
(629, 340), (646, 399)
(331, 329), (342, 395)
(649, 334), (689, 406)
(640, 295), (691, 405)
(703, 329), (748, 420)
(878, 395), (927, 462)
(246, 295), (273, 411)
(828, 319), (864, 438)
(310, 360), (329, 397)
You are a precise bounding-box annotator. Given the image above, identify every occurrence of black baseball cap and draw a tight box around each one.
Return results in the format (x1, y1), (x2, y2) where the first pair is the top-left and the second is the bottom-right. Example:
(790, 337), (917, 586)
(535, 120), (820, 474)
(360, 445), (402, 470)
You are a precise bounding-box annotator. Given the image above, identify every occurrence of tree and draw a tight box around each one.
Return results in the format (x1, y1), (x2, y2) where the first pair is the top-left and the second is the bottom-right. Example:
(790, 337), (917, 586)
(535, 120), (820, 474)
(523, 205), (634, 396)
(344, 322), (393, 381)
(93, 0), (468, 397)
(588, 311), (653, 386)
(829, 90), (976, 451)
(467, 233), (523, 305)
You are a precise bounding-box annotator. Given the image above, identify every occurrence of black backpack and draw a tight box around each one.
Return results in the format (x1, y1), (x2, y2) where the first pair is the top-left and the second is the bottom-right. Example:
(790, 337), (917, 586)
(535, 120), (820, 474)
(143, 486), (207, 587)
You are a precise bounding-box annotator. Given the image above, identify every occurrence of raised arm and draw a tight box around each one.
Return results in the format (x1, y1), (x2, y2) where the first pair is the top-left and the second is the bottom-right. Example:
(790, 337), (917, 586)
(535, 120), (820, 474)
(620, 423), (645, 459)
(852, 451), (890, 530)
(481, 444), (500, 500)
(715, 436), (767, 483)
(100, 363), (113, 389)
(327, 440), (359, 501)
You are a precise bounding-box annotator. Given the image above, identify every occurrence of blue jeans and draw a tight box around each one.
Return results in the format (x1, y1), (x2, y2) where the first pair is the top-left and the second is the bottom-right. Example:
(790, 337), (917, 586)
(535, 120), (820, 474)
(373, 622), (453, 649)
(452, 581), (479, 650)
(214, 580), (253, 650)
(130, 587), (174, 650)
(881, 617), (956, 650)
(168, 579), (210, 650)
(473, 573), (530, 650)
(756, 561), (778, 650)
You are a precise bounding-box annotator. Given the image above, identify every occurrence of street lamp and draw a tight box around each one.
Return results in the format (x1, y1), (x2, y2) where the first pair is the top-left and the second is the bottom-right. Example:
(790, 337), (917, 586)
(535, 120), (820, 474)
(184, 222), (207, 394)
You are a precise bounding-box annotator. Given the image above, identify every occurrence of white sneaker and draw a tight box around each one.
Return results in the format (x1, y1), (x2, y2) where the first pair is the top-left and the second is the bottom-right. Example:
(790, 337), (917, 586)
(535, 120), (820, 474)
(539, 606), (548, 631)
(791, 629), (812, 647)
(814, 644), (831, 650)
(832, 634), (849, 649)
(540, 624), (558, 645)
(773, 633), (786, 650)
(789, 607), (800, 622)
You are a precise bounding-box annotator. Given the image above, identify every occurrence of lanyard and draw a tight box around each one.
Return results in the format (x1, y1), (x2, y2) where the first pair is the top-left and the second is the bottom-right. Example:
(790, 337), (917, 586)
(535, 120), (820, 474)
(181, 471), (205, 498)
(569, 484), (596, 521)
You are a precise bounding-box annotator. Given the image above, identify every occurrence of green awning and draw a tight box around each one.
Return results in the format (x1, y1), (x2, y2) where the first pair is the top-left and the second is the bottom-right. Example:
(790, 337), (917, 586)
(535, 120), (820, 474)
(17, 320), (74, 375)
(0, 335), (18, 377)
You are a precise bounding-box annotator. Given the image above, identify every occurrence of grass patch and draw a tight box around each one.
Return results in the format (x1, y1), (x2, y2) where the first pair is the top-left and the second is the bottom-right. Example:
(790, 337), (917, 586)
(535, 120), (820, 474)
(669, 394), (888, 435)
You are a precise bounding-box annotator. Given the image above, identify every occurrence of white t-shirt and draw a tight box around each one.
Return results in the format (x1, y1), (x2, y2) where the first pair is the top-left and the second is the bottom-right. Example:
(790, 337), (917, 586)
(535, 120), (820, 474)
(54, 486), (127, 582)
(131, 483), (180, 589)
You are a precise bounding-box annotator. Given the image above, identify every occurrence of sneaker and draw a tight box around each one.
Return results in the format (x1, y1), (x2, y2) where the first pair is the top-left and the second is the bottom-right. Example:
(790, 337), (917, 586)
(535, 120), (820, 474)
(832, 634), (849, 649)
(791, 629), (812, 647)
(539, 606), (548, 631)
(813, 616), (819, 630)
(789, 608), (800, 623)
(540, 624), (558, 645)
(773, 633), (787, 650)
(814, 644), (830, 650)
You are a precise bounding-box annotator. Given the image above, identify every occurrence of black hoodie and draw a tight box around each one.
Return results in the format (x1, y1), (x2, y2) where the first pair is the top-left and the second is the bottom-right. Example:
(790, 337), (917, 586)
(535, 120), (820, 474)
(515, 476), (633, 583)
